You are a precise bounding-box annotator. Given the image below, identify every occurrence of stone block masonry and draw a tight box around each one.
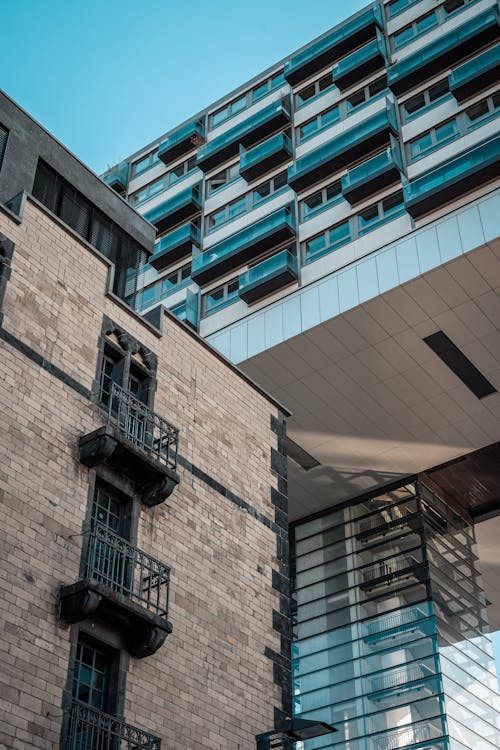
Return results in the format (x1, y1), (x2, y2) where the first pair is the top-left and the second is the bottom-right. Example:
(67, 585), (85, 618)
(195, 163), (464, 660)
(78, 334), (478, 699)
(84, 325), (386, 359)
(0, 197), (289, 749)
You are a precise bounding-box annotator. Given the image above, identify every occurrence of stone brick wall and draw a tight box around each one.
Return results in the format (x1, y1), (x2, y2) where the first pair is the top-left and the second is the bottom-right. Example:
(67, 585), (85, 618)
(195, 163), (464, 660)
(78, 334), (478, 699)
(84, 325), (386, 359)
(0, 198), (288, 749)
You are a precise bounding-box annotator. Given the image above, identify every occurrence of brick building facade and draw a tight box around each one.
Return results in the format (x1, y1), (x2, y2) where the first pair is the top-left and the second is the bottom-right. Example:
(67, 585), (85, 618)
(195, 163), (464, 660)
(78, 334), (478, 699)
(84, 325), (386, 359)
(0, 92), (290, 749)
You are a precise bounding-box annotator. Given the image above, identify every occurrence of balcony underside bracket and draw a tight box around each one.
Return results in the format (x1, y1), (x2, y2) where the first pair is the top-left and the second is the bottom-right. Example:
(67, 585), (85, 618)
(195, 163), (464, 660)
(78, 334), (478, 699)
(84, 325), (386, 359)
(59, 579), (173, 657)
(79, 425), (180, 506)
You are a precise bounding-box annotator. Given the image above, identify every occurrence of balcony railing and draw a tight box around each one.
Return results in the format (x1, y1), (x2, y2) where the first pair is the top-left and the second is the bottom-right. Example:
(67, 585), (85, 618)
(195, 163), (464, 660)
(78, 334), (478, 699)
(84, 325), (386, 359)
(332, 30), (386, 91)
(150, 221), (200, 271)
(239, 249), (298, 304)
(143, 183), (201, 234)
(85, 522), (170, 618)
(102, 161), (129, 193)
(284, 4), (382, 85)
(109, 383), (178, 471)
(158, 119), (205, 165)
(239, 132), (293, 182)
(375, 722), (433, 750)
(191, 205), (296, 286)
(288, 102), (397, 193)
(342, 139), (402, 205)
(366, 607), (423, 637)
(361, 555), (419, 585)
(449, 43), (500, 101)
(197, 97), (291, 172)
(387, 8), (500, 95)
(404, 135), (500, 218)
(66, 699), (161, 749)
(370, 663), (427, 694)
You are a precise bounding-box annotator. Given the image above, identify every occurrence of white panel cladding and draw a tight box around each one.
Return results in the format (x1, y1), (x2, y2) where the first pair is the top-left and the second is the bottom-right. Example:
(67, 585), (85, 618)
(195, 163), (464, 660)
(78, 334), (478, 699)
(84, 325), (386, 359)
(128, 160), (166, 194)
(385, 0), (437, 36)
(294, 94), (391, 160)
(406, 118), (500, 180)
(389, 0), (497, 64)
(205, 190), (500, 363)
(205, 86), (290, 142)
(401, 97), (459, 142)
(293, 88), (341, 128)
(202, 188), (295, 249)
(133, 170), (201, 215)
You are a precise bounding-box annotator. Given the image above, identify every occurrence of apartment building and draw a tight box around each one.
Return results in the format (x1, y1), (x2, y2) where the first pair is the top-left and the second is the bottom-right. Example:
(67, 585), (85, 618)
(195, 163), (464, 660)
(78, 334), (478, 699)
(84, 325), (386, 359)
(101, 0), (500, 748)
(0, 90), (291, 749)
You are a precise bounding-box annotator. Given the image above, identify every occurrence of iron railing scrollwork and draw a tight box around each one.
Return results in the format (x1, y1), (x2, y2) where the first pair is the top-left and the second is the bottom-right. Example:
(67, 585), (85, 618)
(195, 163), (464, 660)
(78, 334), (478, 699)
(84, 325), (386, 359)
(108, 383), (178, 471)
(66, 699), (161, 749)
(86, 522), (170, 618)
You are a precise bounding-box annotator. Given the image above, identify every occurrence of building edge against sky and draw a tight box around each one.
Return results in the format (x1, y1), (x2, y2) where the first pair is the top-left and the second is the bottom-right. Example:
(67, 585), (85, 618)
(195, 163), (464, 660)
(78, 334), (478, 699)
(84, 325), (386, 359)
(0, 0), (500, 748)
(100, 0), (500, 748)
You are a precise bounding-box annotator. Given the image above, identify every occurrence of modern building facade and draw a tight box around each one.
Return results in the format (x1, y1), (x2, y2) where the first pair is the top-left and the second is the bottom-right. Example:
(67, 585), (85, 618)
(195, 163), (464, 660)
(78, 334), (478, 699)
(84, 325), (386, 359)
(0, 91), (291, 748)
(101, 0), (500, 749)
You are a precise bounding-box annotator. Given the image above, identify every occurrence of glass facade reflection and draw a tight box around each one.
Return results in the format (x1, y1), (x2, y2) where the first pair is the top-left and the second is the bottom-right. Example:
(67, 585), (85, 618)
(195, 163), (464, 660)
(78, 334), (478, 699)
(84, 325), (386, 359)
(292, 481), (500, 750)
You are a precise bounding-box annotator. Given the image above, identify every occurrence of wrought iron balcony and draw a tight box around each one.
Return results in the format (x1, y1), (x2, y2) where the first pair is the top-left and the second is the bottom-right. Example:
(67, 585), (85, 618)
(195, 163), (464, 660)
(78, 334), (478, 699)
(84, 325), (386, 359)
(239, 250), (298, 304)
(197, 97), (291, 172)
(150, 222), (200, 271)
(387, 8), (500, 96)
(288, 102), (398, 193)
(66, 699), (161, 749)
(284, 4), (382, 85)
(102, 161), (129, 194)
(191, 205), (296, 286)
(404, 136), (500, 219)
(332, 30), (386, 91)
(342, 139), (403, 205)
(143, 183), (201, 234)
(158, 119), (205, 166)
(60, 523), (172, 657)
(79, 383), (180, 506)
(449, 43), (500, 102)
(239, 132), (293, 182)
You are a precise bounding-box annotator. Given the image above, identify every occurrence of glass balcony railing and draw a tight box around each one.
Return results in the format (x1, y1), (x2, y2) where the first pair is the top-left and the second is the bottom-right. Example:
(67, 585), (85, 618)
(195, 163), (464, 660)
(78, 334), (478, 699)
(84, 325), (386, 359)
(158, 119), (205, 165)
(342, 139), (403, 205)
(143, 183), (201, 234)
(239, 132), (293, 182)
(150, 222), (200, 271)
(449, 43), (500, 102)
(388, 8), (500, 95)
(191, 205), (296, 286)
(66, 700), (162, 750)
(284, 3), (382, 85)
(332, 30), (387, 91)
(288, 102), (397, 193)
(197, 97), (290, 172)
(404, 136), (500, 218)
(239, 249), (298, 304)
(102, 161), (129, 193)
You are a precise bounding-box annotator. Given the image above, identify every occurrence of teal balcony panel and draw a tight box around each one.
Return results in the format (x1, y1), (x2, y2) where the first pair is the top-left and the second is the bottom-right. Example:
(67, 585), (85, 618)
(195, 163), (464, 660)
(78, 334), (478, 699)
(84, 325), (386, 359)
(103, 161), (129, 193)
(284, 4), (383, 85)
(191, 205), (296, 286)
(239, 250), (298, 304)
(449, 43), (500, 102)
(144, 184), (201, 234)
(158, 119), (205, 166)
(333, 30), (387, 91)
(173, 288), (199, 331)
(197, 98), (291, 172)
(239, 132), (293, 182)
(388, 8), (500, 96)
(342, 140), (403, 205)
(150, 222), (200, 271)
(288, 102), (398, 193)
(404, 136), (500, 218)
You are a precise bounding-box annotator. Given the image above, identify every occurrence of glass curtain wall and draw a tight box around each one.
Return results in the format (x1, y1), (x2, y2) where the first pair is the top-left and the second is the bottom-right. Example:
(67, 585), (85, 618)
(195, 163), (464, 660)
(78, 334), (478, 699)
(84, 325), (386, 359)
(291, 480), (500, 750)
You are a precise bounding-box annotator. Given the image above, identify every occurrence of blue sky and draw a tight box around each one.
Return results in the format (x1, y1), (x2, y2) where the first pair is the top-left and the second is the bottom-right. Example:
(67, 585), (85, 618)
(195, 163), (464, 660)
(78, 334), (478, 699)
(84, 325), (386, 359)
(1, 0), (367, 174)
